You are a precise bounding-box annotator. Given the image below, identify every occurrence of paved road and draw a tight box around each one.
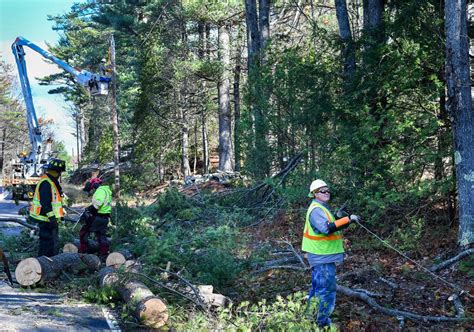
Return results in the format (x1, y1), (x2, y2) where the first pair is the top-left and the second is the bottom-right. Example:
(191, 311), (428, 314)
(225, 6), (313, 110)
(0, 192), (29, 237)
(0, 281), (119, 331)
(0, 190), (120, 331)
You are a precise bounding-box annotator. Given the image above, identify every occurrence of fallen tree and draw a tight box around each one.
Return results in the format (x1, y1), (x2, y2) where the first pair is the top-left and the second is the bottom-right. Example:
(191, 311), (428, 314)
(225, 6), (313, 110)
(337, 285), (471, 323)
(98, 266), (168, 328)
(430, 248), (474, 272)
(0, 217), (38, 230)
(15, 253), (101, 286)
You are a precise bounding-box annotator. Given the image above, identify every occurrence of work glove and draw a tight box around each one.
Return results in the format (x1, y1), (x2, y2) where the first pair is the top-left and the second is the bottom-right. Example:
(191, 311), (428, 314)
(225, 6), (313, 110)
(48, 216), (58, 227)
(349, 214), (361, 223)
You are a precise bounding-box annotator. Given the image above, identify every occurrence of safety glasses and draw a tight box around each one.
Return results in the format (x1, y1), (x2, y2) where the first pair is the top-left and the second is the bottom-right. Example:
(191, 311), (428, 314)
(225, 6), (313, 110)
(318, 190), (331, 194)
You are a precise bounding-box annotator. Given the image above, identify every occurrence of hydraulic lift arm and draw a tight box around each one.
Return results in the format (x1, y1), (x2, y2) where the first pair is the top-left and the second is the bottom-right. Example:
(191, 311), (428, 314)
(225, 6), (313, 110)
(10, 36), (111, 178)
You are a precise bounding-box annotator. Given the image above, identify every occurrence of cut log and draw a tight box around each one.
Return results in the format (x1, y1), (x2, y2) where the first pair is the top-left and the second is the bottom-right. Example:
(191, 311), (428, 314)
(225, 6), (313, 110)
(63, 243), (78, 253)
(62, 239), (99, 254)
(182, 284), (228, 307)
(15, 253), (101, 287)
(106, 249), (133, 268)
(98, 267), (168, 328)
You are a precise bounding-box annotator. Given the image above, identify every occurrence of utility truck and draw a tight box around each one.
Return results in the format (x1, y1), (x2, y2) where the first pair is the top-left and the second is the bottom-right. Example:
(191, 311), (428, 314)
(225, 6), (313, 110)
(2, 36), (110, 200)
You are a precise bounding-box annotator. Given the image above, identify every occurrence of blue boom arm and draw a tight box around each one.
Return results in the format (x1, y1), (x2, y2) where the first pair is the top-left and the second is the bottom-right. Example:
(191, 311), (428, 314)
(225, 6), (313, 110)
(11, 36), (111, 178)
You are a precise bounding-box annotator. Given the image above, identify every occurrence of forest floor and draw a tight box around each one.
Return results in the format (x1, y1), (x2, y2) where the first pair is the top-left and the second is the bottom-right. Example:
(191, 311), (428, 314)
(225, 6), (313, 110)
(236, 209), (473, 330)
(1, 180), (472, 331)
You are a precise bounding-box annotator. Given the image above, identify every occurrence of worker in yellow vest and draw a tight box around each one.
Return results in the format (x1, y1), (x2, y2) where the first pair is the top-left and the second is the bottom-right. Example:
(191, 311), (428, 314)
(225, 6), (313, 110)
(302, 179), (360, 328)
(29, 158), (66, 257)
(80, 177), (113, 256)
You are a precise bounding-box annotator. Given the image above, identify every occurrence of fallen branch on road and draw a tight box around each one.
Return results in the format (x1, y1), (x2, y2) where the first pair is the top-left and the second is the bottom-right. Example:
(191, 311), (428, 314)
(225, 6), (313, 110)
(0, 217), (37, 230)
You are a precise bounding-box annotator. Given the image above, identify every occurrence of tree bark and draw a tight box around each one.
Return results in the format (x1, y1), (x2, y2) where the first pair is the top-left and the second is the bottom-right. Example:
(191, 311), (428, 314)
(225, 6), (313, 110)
(98, 266), (168, 328)
(218, 23), (234, 172)
(198, 22), (210, 174)
(233, 27), (243, 172)
(15, 253), (101, 287)
(430, 248), (474, 272)
(245, 0), (260, 69)
(258, 0), (270, 52)
(445, 0), (474, 245)
(110, 34), (121, 198)
(335, 0), (356, 82)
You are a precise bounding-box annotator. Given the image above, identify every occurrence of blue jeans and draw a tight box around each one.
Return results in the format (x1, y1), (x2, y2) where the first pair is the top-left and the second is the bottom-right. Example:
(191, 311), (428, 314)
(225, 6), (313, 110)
(308, 263), (337, 327)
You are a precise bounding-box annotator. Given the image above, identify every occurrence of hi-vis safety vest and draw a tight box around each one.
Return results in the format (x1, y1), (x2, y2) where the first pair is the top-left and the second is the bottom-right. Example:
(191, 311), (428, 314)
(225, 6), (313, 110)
(29, 175), (64, 222)
(302, 200), (344, 255)
(92, 185), (112, 214)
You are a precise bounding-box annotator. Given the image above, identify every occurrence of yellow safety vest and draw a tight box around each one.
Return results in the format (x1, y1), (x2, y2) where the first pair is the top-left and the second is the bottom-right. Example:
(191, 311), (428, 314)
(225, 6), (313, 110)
(29, 175), (64, 222)
(301, 200), (344, 255)
(92, 185), (112, 214)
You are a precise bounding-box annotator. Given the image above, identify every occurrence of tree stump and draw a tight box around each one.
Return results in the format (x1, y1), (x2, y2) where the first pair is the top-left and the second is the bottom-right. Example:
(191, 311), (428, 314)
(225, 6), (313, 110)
(98, 267), (168, 328)
(15, 253), (101, 286)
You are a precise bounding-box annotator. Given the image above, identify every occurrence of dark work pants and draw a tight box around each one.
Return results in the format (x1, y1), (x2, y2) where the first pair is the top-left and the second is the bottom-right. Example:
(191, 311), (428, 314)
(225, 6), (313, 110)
(38, 221), (59, 257)
(79, 215), (109, 256)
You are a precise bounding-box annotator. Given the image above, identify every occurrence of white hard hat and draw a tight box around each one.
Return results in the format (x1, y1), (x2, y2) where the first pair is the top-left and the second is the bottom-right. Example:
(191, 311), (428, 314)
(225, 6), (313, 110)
(308, 179), (328, 197)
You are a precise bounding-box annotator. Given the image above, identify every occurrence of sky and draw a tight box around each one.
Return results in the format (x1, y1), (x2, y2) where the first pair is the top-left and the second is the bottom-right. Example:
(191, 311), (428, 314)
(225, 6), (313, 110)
(0, 0), (78, 157)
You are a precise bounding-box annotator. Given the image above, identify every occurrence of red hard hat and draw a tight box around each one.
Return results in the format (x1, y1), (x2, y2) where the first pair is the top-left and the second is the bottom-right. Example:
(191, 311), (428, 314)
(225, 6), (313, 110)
(90, 177), (103, 186)
(83, 177), (103, 192)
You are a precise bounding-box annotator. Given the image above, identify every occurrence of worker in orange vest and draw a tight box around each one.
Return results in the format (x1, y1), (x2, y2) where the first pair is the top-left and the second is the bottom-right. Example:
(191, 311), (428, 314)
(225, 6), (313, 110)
(29, 159), (66, 257)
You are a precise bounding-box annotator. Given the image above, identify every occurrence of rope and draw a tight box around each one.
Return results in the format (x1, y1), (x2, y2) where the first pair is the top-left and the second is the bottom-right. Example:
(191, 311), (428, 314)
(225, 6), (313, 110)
(221, 203), (473, 297)
(353, 220), (473, 298)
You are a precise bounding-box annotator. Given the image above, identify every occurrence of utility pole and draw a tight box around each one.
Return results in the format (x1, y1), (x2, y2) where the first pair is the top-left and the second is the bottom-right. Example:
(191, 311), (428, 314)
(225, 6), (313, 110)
(110, 34), (120, 198)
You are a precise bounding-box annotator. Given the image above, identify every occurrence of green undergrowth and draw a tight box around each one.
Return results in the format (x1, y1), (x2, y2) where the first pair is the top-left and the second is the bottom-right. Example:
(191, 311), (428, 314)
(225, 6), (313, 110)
(167, 292), (336, 331)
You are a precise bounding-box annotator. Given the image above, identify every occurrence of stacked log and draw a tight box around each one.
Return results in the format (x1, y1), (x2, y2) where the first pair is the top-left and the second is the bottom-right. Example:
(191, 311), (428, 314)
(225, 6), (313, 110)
(15, 253), (101, 286)
(105, 250), (133, 268)
(98, 267), (168, 328)
(62, 239), (106, 254)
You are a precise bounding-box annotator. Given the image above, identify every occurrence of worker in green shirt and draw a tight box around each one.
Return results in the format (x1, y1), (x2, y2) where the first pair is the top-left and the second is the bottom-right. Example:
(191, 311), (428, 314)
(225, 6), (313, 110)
(80, 177), (112, 256)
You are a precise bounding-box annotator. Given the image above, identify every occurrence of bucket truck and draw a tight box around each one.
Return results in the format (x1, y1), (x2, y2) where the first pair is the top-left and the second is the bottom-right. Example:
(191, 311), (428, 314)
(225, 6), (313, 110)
(2, 36), (111, 200)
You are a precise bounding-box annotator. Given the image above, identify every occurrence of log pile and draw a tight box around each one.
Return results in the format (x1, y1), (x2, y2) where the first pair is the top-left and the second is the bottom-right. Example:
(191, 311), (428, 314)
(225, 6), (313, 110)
(15, 253), (101, 286)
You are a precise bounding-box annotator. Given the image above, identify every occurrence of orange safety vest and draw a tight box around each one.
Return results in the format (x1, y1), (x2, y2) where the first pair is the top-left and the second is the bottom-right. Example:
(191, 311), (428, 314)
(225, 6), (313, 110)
(29, 175), (64, 222)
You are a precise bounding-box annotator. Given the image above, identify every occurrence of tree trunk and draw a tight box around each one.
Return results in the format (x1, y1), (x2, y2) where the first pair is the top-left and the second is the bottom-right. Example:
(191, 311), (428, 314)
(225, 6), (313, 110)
(199, 22), (210, 174)
(110, 34), (121, 198)
(335, 0), (356, 82)
(245, 0), (260, 68)
(0, 128), (6, 170)
(218, 23), (234, 172)
(98, 267), (168, 328)
(258, 0), (270, 52)
(233, 27), (243, 172)
(445, 0), (474, 245)
(15, 253), (101, 287)
(180, 104), (191, 178)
